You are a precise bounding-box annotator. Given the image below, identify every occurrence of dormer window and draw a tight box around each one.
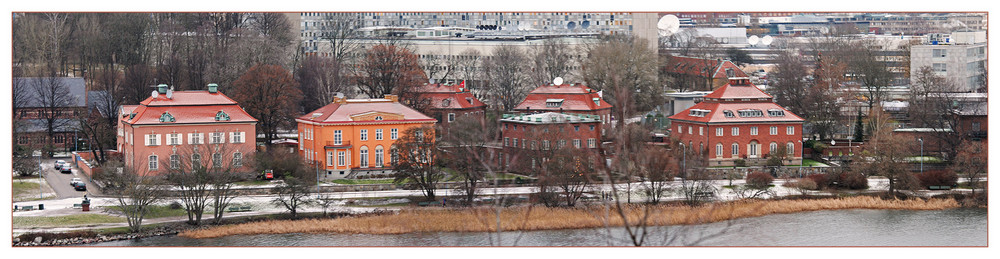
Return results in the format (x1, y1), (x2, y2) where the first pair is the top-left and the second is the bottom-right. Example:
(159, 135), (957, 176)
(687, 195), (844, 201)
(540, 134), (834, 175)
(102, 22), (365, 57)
(159, 112), (176, 122)
(767, 109), (785, 117)
(689, 109), (710, 117)
(375, 116), (383, 121)
(215, 111), (230, 121)
(466, 98), (473, 104)
(737, 109), (764, 118)
(442, 99), (451, 107)
(546, 99), (564, 108)
(723, 110), (735, 118)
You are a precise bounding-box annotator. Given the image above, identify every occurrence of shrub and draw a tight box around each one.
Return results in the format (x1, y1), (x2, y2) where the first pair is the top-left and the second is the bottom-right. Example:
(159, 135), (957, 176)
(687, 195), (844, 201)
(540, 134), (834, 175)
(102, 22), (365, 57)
(746, 171), (774, 189)
(807, 174), (829, 188)
(168, 201), (183, 210)
(793, 178), (818, 190)
(839, 171), (869, 190)
(733, 159), (747, 167)
(917, 170), (958, 188)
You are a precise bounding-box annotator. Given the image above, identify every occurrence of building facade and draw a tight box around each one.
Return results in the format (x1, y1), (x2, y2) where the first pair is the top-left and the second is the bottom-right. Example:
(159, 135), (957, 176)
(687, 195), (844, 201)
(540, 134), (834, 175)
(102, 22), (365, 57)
(513, 83), (613, 130)
(13, 77), (87, 154)
(499, 112), (603, 172)
(117, 84), (258, 174)
(410, 82), (486, 136)
(296, 95), (436, 180)
(910, 31), (987, 93)
(668, 78), (804, 166)
(662, 56), (749, 91)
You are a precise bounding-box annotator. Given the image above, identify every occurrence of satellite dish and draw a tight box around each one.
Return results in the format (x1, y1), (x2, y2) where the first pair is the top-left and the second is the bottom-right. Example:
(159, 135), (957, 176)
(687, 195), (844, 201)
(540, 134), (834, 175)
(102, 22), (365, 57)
(748, 35), (760, 46)
(429, 78), (436, 84)
(165, 89), (172, 99)
(581, 20), (590, 29)
(151, 90), (159, 98)
(335, 92), (345, 99)
(657, 15), (680, 36)
(567, 21), (576, 30)
(761, 35), (774, 46)
(553, 77), (564, 86)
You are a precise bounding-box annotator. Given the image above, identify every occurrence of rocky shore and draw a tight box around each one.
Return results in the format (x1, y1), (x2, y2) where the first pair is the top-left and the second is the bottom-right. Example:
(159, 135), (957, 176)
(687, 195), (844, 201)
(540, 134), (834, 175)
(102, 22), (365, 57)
(13, 224), (190, 246)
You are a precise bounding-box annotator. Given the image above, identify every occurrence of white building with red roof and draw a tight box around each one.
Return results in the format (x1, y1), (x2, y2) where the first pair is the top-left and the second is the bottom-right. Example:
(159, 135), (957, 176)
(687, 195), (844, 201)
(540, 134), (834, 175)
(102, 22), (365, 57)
(668, 78), (804, 166)
(410, 82), (486, 135)
(296, 95), (436, 179)
(513, 83), (612, 128)
(117, 84), (257, 174)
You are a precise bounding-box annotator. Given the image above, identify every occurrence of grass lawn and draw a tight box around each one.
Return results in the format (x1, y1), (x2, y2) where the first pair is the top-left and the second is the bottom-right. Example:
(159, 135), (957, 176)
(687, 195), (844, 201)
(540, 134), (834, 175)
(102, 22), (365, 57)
(233, 180), (274, 186)
(786, 159), (825, 167)
(13, 181), (40, 196)
(331, 178), (399, 185)
(13, 214), (125, 228)
(106, 204), (190, 219)
(906, 156), (944, 163)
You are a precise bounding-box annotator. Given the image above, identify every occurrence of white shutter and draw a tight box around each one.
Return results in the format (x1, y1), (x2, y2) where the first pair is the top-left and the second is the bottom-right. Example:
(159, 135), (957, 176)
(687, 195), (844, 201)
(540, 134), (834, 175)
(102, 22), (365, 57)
(230, 132), (237, 143)
(145, 135), (151, 146)
(188, 133), (194, 144)
(198, 133), (205, 144)
(155, 134), (162, 146)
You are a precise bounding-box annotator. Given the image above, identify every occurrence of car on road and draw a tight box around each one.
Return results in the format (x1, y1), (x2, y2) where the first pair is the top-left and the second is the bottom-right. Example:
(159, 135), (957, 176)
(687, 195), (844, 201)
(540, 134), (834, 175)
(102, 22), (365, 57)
(70, 178), (83, 187)
(74, 182), (87, 191)
(60, 166), (73, 174)
(54, 160), (67, 170)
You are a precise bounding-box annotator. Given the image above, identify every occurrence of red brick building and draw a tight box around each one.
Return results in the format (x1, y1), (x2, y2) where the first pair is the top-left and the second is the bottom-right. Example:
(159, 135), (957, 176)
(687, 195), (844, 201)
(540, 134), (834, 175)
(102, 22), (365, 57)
(513, 83), (613, 130)
(499, 112), (603, 172)
(410, 82), (486, 135)
(662, 56), (748, 91)
(14, 77), (88, 153)
(668, 78), (804, 166)
(118, 84), (257, 174)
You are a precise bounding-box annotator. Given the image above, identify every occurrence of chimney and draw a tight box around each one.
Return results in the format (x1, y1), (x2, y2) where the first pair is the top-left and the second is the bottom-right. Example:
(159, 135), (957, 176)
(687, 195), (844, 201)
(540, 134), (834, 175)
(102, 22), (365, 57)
(208, 83), (219, 93)
(157, 84), (168, 94)
(384, 94), (399, 103)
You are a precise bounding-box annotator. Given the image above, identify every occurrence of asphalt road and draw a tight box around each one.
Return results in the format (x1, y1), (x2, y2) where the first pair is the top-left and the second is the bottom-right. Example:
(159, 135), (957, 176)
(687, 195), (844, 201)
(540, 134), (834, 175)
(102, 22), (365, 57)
(40, 158), (101, 199)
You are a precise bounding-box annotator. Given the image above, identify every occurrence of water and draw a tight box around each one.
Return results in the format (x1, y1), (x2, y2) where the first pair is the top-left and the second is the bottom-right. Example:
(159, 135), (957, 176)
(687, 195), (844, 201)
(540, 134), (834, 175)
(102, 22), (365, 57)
(87, 208), (986, 246)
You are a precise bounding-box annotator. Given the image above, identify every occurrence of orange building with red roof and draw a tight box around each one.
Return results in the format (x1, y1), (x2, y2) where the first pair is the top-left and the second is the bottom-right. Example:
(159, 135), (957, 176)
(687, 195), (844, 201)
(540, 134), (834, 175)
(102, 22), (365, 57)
(117, 84), (257, 174)
(668, 78), (804, 166)
(513, 83), (613, 129)
(410, 82), (486, 135)
(296, 95), (436, 179)
(663, 56), (748, 91)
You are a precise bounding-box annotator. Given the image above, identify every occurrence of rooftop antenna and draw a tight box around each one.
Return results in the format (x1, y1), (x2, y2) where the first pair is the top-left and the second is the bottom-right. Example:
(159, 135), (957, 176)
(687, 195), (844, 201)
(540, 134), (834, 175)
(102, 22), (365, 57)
(657, 15), (681, 37)
(553, 77), (564, 86)
(761, 35), (774, 46)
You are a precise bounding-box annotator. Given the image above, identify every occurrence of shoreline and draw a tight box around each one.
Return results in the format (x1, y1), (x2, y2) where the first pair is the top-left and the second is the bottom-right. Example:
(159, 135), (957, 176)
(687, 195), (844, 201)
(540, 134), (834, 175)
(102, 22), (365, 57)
(179, 196), (962, 239)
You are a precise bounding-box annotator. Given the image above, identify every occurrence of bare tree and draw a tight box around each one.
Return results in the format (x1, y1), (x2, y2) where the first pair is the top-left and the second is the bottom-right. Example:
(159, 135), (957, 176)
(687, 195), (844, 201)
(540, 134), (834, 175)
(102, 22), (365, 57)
(952, 140), (986, 199)
(454, 49), (484, 98)
(355, 44), (427, 99)
(852, 108), (917, 197)
(392, 126), (444, 201)
(529, 38), (575, 84)
(96, 159), (165, 233)
(847, 38), (893, 113)
(230, 64), (302, 147)
(166, 142), (251, 225)
(296, 55), (354, 112)
(582, 35), (661, 128)
(481, 45), (529, 112)
(30, 76), (78, 155)
(439, 116), (492, 205)
(770, 50), (810, 116)
(271, 177), (314, 219)
(319, 13), (362, 64)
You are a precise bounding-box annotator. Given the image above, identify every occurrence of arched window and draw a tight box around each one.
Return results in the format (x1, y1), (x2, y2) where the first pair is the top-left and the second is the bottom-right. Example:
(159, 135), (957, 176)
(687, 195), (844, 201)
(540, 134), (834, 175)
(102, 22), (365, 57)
(149, 155), (159, 170)
(716, 143), (723, 157)
(731, 143), (739, 156)
(191, 153), (202, 168)
(787, 142), (795, 155)
(390, 145), (399, 164)
(170, 154), (180, 169)
(233, 152), (243, 167)
(360, 146), (369, 168)
(770, 142), (778, 154)
(748, 141), (760, 158)
(375, 145), (384, 168)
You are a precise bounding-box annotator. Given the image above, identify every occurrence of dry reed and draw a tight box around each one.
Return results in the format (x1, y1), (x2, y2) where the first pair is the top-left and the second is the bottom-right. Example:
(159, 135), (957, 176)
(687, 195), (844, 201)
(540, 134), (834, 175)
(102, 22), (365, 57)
(179, 196), (959, 239)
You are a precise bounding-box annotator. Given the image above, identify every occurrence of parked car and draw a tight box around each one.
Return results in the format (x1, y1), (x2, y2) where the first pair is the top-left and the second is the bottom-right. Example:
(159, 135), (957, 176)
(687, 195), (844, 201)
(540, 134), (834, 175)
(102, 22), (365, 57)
(74, 182), (87, 191)
(60, 166), (73, 174)
(70, 178), (83, 187)
(54, 160), (67, 170)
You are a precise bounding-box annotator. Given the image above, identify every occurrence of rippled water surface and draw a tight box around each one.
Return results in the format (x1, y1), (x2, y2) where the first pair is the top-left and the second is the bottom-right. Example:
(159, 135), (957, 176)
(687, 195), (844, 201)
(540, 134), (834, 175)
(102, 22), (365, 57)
(88, 208), (986, 246)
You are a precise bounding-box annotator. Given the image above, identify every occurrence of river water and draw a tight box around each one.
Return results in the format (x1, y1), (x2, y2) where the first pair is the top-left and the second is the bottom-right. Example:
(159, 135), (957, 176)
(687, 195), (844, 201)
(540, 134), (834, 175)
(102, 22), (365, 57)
(88, 208), (986, 246)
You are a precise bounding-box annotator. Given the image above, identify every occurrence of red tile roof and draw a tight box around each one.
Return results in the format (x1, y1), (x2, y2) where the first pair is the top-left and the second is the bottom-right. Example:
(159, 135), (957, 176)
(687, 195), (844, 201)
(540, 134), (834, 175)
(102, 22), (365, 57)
(123, 91), (256, 125)
(663, 56), (749, 79)
(669, 80), (802, 124)
(298, 98), (435, 124)
(414, 83), (486, 110)
(513, 84), (612, 112)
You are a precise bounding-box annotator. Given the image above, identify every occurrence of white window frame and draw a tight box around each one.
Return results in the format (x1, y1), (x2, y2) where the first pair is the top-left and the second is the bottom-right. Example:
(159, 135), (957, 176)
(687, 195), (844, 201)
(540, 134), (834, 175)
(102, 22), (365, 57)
(750, 126), (758, 136)
(376, 129), (383, 140)
(716, 143), (723, 157)
(211, 132), (225, 144)
(375, 146), (384, 167)
(391, 128), (398, 140)
(170, 154), (180, 169)
(716, 127), (723, 136)
(230, 132), (244, 143)
(787, 142), (795, 155)
(149, 155), (159, 170)
(233, 152), (243, 167)
(448, 113), (456, 122)
(732, 143), (739, 156)
(360, 129), (368, 141)
(189, 133), (204, 145)
(588, 138), (597, 148)
(573, 139), (581, 148)
(732, 127), (739, 136)
(770, 126), (778, 135)
(360, 147), (369, 168)
(699, 127), (704, 136)
(338, 151), (345, 166)
(169, 133), (181, 145)
(146, 134), (161, 146)
(327, 151), (334, 166)
(334, 130), (342, 145)
(787, 126), (795, 135)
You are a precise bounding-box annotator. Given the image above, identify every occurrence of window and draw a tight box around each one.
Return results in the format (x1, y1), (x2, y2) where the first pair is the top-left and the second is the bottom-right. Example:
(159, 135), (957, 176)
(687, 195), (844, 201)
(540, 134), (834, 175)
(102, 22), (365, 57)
(513, 138), (518, 147)
(737, 109), (764, 117)
(531, 141), (537, 150)
(716, 127), (723, 136)
(504, 137), (510, 146)
(360, 147), (369, 168)
(542, 140), (550, 150)
(230, 132), (244, 143)
(688, 126), (692, 135)
(522, 139), (526, 148)
(146, 134), (161, 146)
(169, 133), (181, 145)
(750, 127), (758, 135)
(390, 146), (398, 164)
(748, 141), (759, 158)
(787, 142), (795, 155)
(678, 125), (683, 134)
(770, 142), (778, 154)
(699, 127), (704, 135)
(360, 129), (368, 141)
(212, 153), (222, 168)
(732, 143), (739, 156)
(211, 132), (224, 144)
(338, 151), (346, 166)
(149, 155), (158, 170)
(191, 153), (202, 168)
(233, 152), (243, 167)
(768, 109), (785, 117)
(972, 122), (981, 131)
(723, 110), (735, 118)
(558, 140), (566, 149)
(588, 138), (597, 148)
(376, 129), (383, 140)
(933, 49), (947, 58)
(170, 154), (180, 169)
(590, 125), (595, 131)
(55, 135), (64, 143)
(716, 143), (723, 157)
(770, 126), (778, 135)
(188, 133), (205, 145)
(375, 146), (384, 167)
(933, 63), (947, 72)
(787, 126), (795, 135)
(327, 151), (334, 166)
(574, 125), (580, 131)
(334, 130), (342, 145)
(732, 127), (739, 136)
(391, 128), (398, 139)
(573, 139), (581, 148)
(448, 113), (455, 122)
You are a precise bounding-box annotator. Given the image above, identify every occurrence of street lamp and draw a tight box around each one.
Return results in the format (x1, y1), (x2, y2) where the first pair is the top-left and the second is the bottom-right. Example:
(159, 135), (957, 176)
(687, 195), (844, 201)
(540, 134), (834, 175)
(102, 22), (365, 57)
(918, 138), (924, 173)
(33, 150), (42, 199)
(679, 143), (686, 178)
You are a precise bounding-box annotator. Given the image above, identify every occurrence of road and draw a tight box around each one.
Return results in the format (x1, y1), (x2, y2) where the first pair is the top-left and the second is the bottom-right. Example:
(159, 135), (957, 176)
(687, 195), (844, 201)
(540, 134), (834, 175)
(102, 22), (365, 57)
(40, 158), (101, 199)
